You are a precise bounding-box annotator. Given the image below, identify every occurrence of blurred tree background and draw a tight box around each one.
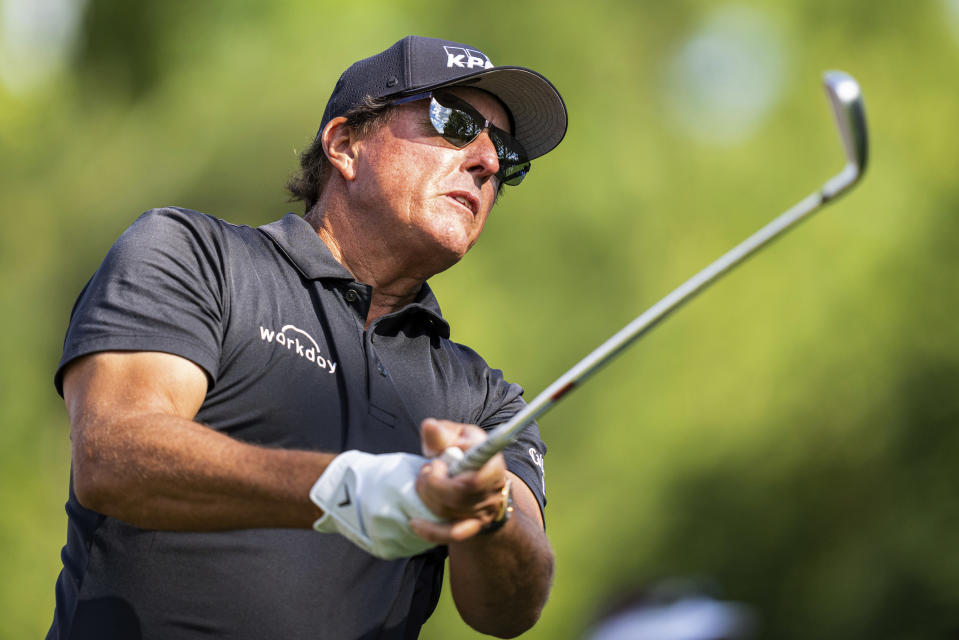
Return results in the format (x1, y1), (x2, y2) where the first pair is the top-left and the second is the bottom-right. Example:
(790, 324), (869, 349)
(2, 0), (957, 637)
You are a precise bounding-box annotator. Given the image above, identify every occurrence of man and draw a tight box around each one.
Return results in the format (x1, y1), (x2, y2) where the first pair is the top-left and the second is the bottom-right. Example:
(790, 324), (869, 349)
(48, 35), (567, 639)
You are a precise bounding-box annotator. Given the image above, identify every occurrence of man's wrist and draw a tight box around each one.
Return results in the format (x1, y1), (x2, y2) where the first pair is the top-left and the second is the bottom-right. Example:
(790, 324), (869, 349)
(480, 478), (514, 534)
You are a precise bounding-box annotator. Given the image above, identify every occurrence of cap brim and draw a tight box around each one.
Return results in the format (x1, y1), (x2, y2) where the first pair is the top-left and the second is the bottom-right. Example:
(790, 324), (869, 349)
(410, 66), (568, 161)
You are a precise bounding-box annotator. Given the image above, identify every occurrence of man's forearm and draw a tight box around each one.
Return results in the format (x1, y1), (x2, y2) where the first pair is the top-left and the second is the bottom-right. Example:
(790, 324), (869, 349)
(72, 411), (330, 530)
(447, 482), (554, 638)
(64, 350), (329, 531)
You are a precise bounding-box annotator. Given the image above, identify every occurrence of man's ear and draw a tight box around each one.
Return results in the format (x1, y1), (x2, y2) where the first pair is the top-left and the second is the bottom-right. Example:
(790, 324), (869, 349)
(322, 117), (358, 181)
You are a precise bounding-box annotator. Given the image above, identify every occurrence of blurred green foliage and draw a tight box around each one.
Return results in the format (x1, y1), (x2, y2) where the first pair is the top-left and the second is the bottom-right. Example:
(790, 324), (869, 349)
(2, 0), (958, 637)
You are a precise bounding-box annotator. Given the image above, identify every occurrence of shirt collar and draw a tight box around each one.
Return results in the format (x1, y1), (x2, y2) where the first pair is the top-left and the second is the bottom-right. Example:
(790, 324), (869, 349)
(259, 214), (354, 281)
(260, 214), (451, 338)
(402, 283), (451, 339)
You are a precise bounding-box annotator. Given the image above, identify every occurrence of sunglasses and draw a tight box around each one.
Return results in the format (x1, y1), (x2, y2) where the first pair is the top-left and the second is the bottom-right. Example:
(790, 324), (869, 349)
(390, 90), (531, 186)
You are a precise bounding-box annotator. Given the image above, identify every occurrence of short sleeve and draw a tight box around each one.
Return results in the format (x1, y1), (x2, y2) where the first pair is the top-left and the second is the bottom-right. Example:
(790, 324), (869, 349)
(476, 368), (548, 517)
(55, 208), (228, 395)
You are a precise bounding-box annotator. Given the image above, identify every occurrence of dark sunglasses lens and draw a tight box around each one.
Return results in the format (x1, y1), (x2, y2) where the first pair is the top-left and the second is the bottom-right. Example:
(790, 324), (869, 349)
(429, 98), (481, 146)
(430, 93), (531, 186)
(490, 129), (530, 186)
(498, 162), (530, 186)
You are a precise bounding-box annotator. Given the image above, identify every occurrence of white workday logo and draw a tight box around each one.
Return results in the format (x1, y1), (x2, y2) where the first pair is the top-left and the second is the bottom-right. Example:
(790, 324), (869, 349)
(443, 46), (493, 70)
(258, 324), (337, 374)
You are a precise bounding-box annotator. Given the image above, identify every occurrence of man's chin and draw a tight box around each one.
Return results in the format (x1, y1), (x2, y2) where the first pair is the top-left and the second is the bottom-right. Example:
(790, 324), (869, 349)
(422, 237), (474, 275)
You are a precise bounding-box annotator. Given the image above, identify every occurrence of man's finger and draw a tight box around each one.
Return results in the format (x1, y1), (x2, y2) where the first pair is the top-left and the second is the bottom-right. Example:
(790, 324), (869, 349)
(420, 418), (493, 456)
(417, 457), (505, 518)
(410, 517), (483, 544)
(420, 418), (460, 457)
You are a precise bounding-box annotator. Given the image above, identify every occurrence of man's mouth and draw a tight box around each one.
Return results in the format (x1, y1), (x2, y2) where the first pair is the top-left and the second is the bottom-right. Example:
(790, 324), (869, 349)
(446, 192), (478, 216)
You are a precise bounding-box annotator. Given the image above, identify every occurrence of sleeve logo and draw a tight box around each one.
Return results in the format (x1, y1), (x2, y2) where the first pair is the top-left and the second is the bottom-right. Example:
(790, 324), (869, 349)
(529, 447), (545, 492)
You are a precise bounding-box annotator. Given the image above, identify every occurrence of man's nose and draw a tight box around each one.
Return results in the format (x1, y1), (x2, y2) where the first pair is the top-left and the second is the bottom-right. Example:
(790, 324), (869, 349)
(462, 130), (500, 181)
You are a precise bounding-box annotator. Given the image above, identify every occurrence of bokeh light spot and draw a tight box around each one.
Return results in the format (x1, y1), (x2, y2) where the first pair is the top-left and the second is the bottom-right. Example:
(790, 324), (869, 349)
(664, 6), (787, 145)
(0, 0), (87, 94)
(946, 0), (959, 42)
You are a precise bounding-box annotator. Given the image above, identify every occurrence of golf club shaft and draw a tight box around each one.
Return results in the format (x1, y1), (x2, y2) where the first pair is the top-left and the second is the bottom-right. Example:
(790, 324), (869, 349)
(446, 71), (867, 476)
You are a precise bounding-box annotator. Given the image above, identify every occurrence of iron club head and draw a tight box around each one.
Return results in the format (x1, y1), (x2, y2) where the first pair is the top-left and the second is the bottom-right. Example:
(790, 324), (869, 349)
(448, 70), (872, 477)
(821, 71), (869, 198)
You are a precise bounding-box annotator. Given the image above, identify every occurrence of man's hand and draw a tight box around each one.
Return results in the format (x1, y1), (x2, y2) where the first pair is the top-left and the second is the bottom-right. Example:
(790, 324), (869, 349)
(309, 450), (443, 560)
(309, 418), (510, 558)
(410, 418), (511, 543)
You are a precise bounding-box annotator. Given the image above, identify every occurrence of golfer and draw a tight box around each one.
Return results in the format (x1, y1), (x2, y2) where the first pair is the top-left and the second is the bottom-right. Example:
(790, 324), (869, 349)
(48, 35), (567, 639)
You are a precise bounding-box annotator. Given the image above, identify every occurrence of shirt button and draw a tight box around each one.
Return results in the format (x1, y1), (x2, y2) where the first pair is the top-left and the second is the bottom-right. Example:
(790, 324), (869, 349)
(344, 289), (359, 303)
(376, 362), (388, 376)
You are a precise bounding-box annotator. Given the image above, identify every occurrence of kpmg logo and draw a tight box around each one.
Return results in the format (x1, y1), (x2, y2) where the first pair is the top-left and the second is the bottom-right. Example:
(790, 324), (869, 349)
(259, 324), (338, 374)
(443, 46), (493, 70)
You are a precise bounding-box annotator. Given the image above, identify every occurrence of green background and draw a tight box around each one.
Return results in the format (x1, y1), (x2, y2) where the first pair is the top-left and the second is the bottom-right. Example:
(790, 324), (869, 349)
(3, 0), (958, 637)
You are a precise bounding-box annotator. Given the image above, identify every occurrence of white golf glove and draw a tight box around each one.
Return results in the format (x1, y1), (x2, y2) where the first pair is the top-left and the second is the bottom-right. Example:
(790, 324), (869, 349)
(309, 450), (444, 560)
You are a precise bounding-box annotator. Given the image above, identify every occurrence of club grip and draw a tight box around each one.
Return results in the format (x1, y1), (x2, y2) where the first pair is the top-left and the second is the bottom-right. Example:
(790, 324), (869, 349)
(446, 434), (509, 475)
(439, 446), (465, 467)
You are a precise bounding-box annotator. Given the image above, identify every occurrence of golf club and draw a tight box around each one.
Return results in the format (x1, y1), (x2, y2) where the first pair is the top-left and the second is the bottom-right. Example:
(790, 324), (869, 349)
(444, 70), (869, 476)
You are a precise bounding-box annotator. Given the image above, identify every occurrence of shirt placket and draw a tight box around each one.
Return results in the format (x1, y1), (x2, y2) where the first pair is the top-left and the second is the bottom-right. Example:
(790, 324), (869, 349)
(335, 282), (420, 453)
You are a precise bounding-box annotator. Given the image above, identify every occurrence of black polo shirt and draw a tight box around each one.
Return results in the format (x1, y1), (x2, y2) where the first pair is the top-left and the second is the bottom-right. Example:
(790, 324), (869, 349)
(50, 208), (547, 640)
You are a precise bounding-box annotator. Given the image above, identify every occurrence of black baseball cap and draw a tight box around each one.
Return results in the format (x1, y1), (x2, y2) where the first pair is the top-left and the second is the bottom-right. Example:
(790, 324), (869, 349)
(317, 35), (567, 160)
